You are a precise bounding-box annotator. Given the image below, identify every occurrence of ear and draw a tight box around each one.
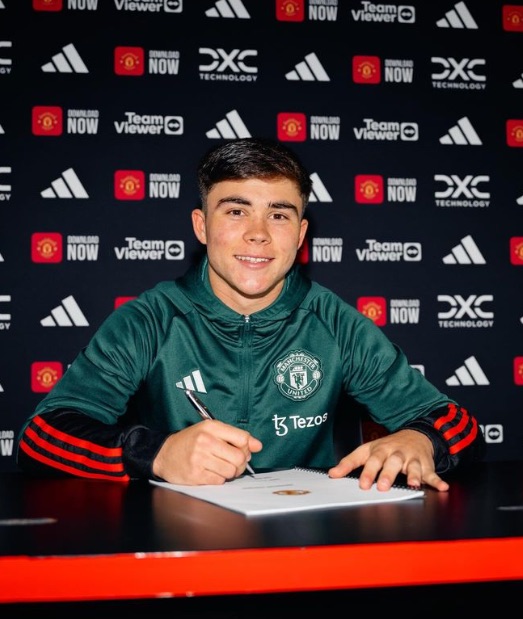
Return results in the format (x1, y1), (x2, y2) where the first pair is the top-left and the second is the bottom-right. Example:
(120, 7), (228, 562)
(297, 217), (308, 249)
(191, 209), (207, 245)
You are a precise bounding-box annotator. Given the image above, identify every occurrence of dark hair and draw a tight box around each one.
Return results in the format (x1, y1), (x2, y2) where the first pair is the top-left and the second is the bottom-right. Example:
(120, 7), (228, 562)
(197, 137), (313, 214)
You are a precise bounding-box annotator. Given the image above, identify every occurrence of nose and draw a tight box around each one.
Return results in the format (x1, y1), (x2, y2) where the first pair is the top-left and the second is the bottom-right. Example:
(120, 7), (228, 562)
(244, 216), (270, 244)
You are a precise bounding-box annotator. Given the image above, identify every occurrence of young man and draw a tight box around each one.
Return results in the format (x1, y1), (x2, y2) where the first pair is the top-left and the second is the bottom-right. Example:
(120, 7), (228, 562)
(17, 138), (485, 491)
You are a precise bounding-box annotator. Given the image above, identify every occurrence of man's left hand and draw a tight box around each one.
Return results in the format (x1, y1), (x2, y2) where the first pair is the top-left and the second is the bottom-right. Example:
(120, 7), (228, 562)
(328, 428), (449, 492)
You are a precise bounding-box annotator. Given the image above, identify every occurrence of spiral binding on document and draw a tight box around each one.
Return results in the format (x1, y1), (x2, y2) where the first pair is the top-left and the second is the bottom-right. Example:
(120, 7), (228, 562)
(292, 466), (419, 492)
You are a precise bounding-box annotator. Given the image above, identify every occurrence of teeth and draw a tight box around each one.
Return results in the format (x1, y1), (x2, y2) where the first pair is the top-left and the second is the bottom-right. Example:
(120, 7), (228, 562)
(237, 256), (269, 263)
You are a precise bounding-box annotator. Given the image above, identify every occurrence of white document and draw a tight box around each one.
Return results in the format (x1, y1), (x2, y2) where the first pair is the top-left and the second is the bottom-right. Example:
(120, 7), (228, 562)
(150, 468), (425, 516)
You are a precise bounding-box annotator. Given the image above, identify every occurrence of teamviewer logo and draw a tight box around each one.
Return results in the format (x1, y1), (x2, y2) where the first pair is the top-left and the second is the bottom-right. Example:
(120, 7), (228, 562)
(165, 240), (184, 260)
(398, 6), (415, 23)
(401, 123), (418, 141)
(165, 0), (183, 12)
(480, 424), (503, 444)
(164, 116), (183, 135)
(403, 242), (422, 261)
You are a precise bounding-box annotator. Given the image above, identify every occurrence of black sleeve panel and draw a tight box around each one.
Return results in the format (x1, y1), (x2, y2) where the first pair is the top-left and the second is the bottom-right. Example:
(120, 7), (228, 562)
(17, 409), (170, 481)
(402, 403), (486, 474)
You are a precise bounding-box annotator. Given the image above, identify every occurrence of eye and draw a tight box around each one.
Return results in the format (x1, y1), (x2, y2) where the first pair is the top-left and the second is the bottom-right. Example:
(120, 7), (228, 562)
(270, 211), (290, 221)
(227, 208), (244, 216)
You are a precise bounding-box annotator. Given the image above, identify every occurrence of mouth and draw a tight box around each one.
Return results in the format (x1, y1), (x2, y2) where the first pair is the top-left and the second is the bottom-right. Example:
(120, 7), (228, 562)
(235, 255), (271, 263)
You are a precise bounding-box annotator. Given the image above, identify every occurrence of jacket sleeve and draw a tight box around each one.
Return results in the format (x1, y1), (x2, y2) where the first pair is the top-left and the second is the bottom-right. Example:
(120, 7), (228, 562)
(17, 409), (170, 481)
(402, 402), (486, 474)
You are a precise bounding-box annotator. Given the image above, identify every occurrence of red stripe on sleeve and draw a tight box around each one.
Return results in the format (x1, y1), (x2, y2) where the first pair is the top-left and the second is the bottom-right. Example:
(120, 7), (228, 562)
(25, 425), (125, 474)
(433, 403), (459, 430)
(448, 418), (479, 455)
(441, 411), (469, 441)
(32, 414), (123, 457)
(19, 440), (130, 481)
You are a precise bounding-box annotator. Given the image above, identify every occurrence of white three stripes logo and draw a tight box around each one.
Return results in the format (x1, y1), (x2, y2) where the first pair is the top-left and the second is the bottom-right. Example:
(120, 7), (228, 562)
(442, 235), (486, 264)
(41, 168), (89, 198)
(42, 43), (88, 73)
(440, 117), (481, 145)
(436, 2), (478, 29)
(286, 53), (330, 82)
(205, 0), (250, 18)
(446, 356), (489, 386)
(41, 295), (89, 327)
(309, 173), (332, 202)
(206, 109), (251, 139)
(176, 370), (207, 393)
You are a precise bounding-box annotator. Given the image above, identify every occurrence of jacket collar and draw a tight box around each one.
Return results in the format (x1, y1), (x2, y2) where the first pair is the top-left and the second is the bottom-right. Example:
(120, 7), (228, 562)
(177, 256), (311, 323)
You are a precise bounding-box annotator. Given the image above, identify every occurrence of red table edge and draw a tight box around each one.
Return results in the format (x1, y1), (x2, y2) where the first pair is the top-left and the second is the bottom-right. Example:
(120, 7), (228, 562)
(1, 537), (522, 603)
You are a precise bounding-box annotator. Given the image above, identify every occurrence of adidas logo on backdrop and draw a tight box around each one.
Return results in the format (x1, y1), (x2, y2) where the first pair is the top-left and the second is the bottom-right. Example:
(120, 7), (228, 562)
(40, 295), (89, 327)
(440, 117), (482, 145)
(206, 109), (251, 138)
(41, 43), (88, 73)
(436, 2), (478, 29)
(442, 235), (486, 264)
(285, 52), (329, 82)
(309, 173), (332, 202)
(205, 0), (249, 19)
(41, 168), (89, 198)
(446, 356), (489, 386)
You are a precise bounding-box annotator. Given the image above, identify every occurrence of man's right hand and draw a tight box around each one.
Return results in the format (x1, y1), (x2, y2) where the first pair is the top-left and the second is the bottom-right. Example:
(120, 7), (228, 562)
(152, 420), (263, 485)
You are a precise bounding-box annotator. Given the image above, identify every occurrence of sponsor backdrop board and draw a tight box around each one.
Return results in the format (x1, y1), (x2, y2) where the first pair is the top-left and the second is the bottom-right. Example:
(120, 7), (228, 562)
(0, 0), (522, 470)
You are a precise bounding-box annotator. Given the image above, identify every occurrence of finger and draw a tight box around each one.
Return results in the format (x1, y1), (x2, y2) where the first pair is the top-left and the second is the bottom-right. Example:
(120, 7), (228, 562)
(328, 445), (369, 478)
(209, 438), (252, 478)
(403, 459), (423, 489)
(209, 421), (263, 465)
(422, 471), (450, 492)
(359, 454), (402, 490)
(364, 451), (404, 491)
(248, 436), (263, 454)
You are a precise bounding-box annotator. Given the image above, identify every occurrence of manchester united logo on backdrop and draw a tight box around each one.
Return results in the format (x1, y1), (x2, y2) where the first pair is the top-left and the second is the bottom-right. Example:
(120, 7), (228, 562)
(274, 350), (322, 401)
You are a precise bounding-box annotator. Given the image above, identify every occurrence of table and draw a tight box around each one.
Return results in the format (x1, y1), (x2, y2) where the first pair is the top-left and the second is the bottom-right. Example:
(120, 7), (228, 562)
(1, 461), (522, 611)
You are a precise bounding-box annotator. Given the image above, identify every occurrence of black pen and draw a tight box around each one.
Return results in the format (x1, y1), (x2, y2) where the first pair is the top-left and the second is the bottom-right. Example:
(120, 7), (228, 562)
(184, 389), (256, 477)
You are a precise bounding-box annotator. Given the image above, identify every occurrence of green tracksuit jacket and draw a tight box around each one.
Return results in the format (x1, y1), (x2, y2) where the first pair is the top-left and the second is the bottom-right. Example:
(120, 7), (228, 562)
(17, 257), (485, 480)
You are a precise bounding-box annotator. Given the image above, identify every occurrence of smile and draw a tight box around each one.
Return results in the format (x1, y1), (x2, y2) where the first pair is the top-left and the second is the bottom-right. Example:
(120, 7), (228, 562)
(236, 256), (271, 263)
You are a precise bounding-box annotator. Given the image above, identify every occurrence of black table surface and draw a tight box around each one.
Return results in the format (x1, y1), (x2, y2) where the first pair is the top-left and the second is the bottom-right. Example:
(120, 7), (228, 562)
(1, 460), (522, 558)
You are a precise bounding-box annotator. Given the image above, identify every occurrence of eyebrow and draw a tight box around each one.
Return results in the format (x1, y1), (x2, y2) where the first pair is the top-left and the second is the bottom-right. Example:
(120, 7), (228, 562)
(215, 195), (301, 216)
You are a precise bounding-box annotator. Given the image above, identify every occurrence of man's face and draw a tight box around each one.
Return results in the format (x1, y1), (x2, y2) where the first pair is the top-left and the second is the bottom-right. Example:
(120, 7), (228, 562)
(192, 177), (308, 315)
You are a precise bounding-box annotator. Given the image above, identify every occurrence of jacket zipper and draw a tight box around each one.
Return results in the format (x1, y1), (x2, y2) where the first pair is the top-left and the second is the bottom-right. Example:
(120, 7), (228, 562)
(239, 315), (252, 424)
